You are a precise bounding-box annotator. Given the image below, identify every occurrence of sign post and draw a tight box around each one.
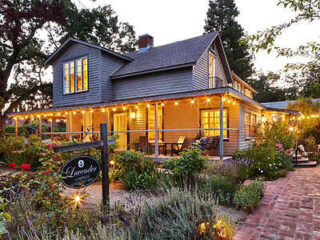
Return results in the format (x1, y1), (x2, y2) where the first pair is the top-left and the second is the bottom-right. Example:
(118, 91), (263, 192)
(100, 123), (110, 213)
(53, 123), (114, 214)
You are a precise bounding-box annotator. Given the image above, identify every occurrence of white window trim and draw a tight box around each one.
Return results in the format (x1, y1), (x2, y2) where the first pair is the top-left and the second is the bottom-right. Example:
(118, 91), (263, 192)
(63, 56), (88, 95)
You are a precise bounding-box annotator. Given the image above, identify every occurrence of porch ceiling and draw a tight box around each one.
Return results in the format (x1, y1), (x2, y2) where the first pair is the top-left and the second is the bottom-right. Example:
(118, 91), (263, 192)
(9, 86), (265, 116)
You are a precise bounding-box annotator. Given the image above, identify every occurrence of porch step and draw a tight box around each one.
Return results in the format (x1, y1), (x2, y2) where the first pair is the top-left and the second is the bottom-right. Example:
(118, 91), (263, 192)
(295, 161), (317, 168)
(291, 157), (309, 163)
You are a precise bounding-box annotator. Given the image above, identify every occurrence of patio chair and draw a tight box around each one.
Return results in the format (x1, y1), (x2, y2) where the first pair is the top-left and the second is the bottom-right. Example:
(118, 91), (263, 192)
(164, 136), (186, 156)
(136, 136), (149, 153)
(199, 136), (220, 155)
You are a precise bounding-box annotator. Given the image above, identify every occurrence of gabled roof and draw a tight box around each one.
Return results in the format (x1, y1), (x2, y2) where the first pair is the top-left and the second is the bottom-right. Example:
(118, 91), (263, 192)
(45, 37), (133, 65)
(110, 31), (219, 79)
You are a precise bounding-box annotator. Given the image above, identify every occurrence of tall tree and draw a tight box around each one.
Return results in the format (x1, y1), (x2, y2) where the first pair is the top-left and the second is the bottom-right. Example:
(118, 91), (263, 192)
(204, 0), (254, 80)
(0, 0), (137, 131)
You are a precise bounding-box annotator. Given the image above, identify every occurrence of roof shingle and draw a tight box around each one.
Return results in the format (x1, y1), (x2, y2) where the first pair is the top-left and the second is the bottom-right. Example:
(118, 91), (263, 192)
(111, 31), (218, 79)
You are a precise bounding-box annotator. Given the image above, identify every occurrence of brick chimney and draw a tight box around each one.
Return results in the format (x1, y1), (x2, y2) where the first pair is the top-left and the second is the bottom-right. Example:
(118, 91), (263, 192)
(138, 34), (154, 50)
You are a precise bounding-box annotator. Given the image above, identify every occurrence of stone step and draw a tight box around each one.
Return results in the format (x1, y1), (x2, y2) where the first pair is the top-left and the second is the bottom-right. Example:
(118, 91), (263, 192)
(291, 157), (309, 163)
(295, 161), (317, 168)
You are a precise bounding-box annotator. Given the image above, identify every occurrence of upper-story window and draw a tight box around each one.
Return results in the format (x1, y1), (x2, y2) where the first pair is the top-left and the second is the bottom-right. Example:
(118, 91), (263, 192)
(233, 81), (242, 92)
(209, 52), (215, 88)
(63, 57), (88, 94)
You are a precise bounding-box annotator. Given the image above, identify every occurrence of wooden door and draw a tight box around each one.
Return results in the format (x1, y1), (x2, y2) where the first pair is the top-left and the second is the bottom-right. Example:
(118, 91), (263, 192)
(114, 113), (127, 150)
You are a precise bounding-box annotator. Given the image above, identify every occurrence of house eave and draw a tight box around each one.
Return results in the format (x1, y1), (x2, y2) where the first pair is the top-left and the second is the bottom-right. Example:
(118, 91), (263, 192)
(45, 37), (133, 65)
(9, 87), (265, 116)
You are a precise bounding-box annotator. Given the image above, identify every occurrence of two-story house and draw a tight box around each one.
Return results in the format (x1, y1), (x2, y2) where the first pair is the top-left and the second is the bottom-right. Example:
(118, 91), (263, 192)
(10, 31), (297, 159)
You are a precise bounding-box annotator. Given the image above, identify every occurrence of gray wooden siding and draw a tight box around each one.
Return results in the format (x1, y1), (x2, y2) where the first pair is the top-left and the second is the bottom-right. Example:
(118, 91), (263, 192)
(113, 68), (193, 100)
(53, 43), (102, 107)
(192, 48), (209, 90)
(192, 42), (229, 91)
(100, 54), (125, 102)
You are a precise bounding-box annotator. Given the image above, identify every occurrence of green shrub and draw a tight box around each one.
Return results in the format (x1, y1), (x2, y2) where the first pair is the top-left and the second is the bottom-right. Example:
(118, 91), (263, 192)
(163, 148), (207, 187)
(116, 150), (158, 191)
(128, 189), (220, 240)
(199, 176), (237, 205)
(233, 145), (293, 180)
(234, 181), (265, 213)
(0, 195), (10, 238)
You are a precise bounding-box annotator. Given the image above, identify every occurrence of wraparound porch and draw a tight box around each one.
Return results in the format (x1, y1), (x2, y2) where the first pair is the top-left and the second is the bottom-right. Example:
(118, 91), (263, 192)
(9, 87), (275, 159)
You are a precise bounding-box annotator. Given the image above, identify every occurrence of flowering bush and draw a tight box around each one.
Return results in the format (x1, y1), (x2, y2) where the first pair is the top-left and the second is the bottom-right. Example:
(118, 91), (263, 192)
(20, 163), (31, 171)
(233, 144), (293, 180)
(8, 163), (15, 169)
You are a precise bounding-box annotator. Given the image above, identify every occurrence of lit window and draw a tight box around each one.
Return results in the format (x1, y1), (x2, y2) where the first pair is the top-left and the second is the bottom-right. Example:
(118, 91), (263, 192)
(201, 109), (228, 138)
(209, 52), (215, 88)
(63, 57), (88, 94)
(245, 112), (257, 138)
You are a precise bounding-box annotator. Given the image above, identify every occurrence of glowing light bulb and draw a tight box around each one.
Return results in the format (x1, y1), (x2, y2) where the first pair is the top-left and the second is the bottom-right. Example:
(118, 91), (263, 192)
(174, 101), (179, 106)
(161, 103), (164, 107)
(101, 108), (105, 112)
(191, 99), (195, 104)
(147, 104), (151, 108)
(110, 160), (115, 165)
(206, 98), (211, 103)
(289, 126), (294, 132)
(135, 105), (139, 109)
(112, 107), (116, 112)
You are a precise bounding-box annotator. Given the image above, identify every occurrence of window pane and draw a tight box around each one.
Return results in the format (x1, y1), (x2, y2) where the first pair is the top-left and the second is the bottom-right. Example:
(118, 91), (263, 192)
(64, 63), (69, 94)
(70, 61), (75, 93)
(83, 58), (88, 91)
(77, 59), (82, 91)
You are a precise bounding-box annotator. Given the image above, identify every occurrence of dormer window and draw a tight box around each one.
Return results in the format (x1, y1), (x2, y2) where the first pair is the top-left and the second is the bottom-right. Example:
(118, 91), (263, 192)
(63, 57), (88, 94)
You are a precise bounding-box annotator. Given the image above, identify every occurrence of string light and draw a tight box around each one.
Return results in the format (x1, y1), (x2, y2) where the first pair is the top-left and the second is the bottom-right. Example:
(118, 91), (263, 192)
(161, 102), (165, 107)
(191, 99), (195, 104)
(206, 98), (211, 103)
(222, 97), (226, 102)
(122, 106), (126, 111)
(135, 105), (139, 109)
(147, 104), (151, 108)
(112, 107), (116, 112)
(174, 101), (179, 106)
(101, 108), (105, 112)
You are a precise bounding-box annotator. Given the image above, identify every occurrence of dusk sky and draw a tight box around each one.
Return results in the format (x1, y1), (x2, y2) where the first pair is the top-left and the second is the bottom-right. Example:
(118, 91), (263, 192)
(80, 0), (320, 75)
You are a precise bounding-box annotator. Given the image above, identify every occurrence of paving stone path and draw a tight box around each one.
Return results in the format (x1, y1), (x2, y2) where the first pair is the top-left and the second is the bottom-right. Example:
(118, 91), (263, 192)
(235, 166), (320, 240)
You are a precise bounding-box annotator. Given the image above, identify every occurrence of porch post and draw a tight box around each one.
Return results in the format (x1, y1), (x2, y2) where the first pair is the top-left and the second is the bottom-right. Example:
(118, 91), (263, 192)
(50, 119), (53, 141)
(15, 117), (18, 137)
(154, 103), (159, 159)
(39, 116), (42, 139)
(68, 112), (72, 140)
(219, 97), (224, 160)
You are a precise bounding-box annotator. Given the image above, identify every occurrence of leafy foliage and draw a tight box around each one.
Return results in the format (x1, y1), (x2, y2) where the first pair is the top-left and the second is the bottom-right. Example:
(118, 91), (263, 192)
(242, 0), (320, 98)
(163, 148), (207, 188)
(204, 0), (254, 80)
(0, 0), (137, 130)
(233, 181), (265, 213)
(116, 150), (158, 191)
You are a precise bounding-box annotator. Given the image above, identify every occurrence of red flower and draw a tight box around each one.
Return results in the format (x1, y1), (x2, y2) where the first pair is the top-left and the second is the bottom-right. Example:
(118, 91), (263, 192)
(52, 155), (57, 161)
(43, 170), (51, 174)
(8, 163), (16, 169)
(46, 144), (53, 149)
(20, 163), (31, 171)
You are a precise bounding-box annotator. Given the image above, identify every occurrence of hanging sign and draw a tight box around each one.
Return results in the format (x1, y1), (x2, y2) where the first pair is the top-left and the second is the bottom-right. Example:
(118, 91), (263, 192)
(60, 155), (100, 189)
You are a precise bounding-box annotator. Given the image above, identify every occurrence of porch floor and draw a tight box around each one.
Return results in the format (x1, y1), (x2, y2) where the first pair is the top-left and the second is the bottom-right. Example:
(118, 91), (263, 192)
(146, 154), (232, 163)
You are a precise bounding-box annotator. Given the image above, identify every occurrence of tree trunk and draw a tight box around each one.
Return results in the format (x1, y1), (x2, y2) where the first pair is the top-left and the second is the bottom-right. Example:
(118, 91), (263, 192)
(0, 114), (7, 133)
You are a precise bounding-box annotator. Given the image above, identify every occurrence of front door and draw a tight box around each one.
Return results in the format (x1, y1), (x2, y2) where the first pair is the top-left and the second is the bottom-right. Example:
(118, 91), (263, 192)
(114, 113), (127, 150)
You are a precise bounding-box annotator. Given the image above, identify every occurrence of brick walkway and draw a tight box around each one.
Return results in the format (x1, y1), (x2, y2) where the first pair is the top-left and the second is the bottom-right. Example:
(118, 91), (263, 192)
(235, 166), (320, 240)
